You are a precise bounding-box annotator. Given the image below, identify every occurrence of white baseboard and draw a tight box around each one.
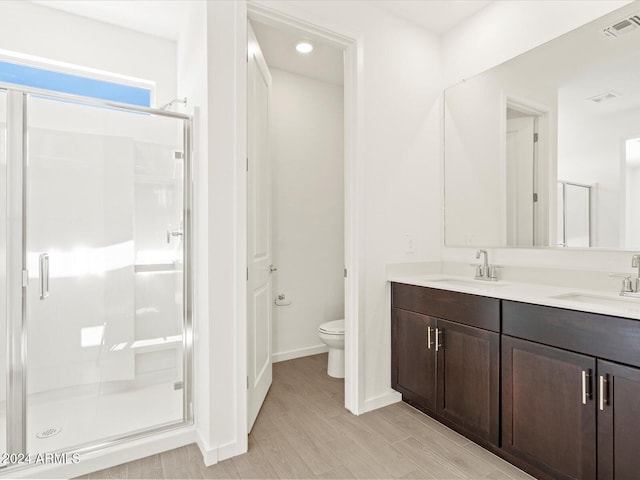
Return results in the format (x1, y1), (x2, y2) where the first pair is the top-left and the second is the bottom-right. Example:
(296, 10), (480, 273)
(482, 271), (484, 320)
(218, 440), (242, 462)
(196, 435), (243, 467)
(4, 426), (196, 479)
(196, 434), (217, 467)
(272, 344), (328, 363)
(363, 390), (402, 413)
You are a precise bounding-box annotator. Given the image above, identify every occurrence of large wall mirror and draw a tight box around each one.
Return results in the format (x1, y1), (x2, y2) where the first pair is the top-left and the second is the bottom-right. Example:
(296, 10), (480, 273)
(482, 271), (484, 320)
(444, 2), (640, 250)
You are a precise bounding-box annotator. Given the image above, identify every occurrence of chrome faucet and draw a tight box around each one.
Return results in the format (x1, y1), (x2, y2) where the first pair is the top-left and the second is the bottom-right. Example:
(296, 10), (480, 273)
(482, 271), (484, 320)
(611, 253), (640, 297)
(633, 255), (640, 292)
(476, 250), (488, 278)
(474, 249), (501, 281)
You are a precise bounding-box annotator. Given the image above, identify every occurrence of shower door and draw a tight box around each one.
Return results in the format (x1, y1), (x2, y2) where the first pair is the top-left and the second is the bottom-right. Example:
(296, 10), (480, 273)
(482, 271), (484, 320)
(1, 88), (191, 458)
(0, 90), (7, 458)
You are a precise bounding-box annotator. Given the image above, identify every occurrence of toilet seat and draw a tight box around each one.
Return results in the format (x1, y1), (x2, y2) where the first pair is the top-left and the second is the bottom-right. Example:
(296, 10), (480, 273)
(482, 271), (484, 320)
(318, 319), (344, 335)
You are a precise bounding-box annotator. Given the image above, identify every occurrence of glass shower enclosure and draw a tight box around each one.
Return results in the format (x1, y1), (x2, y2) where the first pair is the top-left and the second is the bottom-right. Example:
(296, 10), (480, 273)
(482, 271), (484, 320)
(1, 86), (192, 466)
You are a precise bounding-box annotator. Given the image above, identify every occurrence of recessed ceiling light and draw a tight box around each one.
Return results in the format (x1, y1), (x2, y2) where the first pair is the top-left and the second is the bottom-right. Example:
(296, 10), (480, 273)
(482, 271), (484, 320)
(295, 42), (314, 54)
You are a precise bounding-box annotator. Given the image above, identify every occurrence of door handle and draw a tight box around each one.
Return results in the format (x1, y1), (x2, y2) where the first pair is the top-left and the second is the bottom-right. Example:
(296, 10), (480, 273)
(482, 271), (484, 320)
(269, 264), (277, 273)
(39, 253), (49, 300)
(427, 326), (433, 350)
(166, 228), (183, 243)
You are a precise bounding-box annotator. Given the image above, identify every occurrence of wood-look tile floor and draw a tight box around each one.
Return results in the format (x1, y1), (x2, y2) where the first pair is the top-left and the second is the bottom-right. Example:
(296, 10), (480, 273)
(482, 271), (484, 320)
(84, 354), (533, 479)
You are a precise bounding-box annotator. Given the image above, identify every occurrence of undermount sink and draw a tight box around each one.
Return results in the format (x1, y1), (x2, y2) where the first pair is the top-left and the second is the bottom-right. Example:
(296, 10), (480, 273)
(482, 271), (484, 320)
(551, 292), (640, 312)
(425, 277), (508, 288)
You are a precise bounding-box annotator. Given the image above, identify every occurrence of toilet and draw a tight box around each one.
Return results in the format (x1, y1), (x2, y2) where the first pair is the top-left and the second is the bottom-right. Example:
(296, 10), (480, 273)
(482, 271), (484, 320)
(318, 319), (345, 378)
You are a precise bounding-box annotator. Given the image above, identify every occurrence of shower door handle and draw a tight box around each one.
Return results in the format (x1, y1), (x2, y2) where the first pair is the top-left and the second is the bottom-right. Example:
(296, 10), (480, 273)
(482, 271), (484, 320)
(166, 228), (183, 243)
(39, 253), (49, 300)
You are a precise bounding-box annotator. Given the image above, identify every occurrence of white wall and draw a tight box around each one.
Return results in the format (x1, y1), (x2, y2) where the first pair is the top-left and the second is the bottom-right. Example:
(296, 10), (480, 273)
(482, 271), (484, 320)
(205, 0), (248, 463)
(179, 1), (249, 465)
(269, 68), (344, 362)
(176, 0), (212, 461)
(441, 0), (640, 274)
(0, 1), (177, 107)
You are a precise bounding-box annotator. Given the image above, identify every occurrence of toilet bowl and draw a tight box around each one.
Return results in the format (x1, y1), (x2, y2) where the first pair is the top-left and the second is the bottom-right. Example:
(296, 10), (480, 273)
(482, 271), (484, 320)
(318, 319), (345, 378)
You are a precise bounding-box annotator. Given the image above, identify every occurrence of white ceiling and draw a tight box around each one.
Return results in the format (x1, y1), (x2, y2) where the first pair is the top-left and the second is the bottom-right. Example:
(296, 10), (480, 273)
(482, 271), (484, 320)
(29, 0), (495, 86)
(251, 21), (344, 85)
(374, 0), (492, 34)
(31, 0), (493, 41)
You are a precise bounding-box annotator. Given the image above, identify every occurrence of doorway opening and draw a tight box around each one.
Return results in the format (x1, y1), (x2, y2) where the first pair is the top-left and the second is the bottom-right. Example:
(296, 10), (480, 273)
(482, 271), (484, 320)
(246, 6), (359, 434)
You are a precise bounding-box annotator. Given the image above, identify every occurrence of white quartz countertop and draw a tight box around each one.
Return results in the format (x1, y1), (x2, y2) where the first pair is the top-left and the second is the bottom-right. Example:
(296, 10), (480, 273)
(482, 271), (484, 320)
(388, 272), (640, 321)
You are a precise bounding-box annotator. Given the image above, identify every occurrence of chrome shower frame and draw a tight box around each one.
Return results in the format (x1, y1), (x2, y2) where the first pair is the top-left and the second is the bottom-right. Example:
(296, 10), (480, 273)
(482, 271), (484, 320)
(1, 82), (194, 469)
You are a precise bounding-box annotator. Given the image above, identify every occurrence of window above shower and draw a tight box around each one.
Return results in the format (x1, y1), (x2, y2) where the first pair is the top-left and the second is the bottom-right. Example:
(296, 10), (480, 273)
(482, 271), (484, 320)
(0, 53), (154, 107)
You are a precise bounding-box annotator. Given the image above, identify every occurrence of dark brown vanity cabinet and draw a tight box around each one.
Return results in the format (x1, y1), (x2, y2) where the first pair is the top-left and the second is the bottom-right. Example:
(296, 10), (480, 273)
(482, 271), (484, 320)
(502, 335), (597, 480)
(391, 283), (500, 445)
(503, 301), (640, 480)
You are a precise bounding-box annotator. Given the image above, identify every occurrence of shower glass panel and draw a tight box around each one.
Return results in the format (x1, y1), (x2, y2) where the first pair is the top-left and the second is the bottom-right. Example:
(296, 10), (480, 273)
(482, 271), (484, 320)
(25, 93), (186, 453)
(0, 89), (6, 457)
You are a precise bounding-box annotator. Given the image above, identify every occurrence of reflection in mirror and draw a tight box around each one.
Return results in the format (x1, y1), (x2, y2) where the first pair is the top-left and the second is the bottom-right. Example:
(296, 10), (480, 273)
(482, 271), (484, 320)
(558, 182), (591, 247)
(506, 103), (549, 247)
(626, 138), (640, 247)
(444, 2), (640, 250)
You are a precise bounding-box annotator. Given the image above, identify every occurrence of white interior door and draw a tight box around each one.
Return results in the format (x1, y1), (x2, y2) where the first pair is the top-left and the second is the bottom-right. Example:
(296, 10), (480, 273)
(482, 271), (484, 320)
(506, 116), (536, 246)
(247, 21), (273, 432)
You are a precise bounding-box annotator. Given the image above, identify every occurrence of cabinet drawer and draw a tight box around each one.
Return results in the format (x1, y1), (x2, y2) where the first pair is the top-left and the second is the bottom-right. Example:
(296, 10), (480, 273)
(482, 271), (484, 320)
(503, 301), (640, 368)
(391, 283), (500, 332)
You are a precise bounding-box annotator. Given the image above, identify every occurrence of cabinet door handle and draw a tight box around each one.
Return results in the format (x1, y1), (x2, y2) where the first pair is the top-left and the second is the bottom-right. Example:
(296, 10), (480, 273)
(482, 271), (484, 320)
(599, 374), (608, 411)
(435, 328), (443, 352)
(581, 370), (592, 404)
(427, 326), (432, 350)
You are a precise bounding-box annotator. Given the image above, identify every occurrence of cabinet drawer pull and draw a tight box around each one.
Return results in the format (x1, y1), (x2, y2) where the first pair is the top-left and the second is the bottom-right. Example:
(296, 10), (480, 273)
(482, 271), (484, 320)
(435, 328), (443, 351)
(427, 326), (432, 350)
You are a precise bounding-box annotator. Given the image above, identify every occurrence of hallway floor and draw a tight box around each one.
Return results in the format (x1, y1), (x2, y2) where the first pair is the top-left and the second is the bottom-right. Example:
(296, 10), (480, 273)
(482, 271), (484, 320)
(84, 354), (532, 479)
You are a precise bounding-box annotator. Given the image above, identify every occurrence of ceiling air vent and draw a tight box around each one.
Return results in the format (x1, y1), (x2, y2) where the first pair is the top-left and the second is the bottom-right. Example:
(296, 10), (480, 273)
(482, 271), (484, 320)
(603, 15), (640, 37)
(588, 91), (621, 103)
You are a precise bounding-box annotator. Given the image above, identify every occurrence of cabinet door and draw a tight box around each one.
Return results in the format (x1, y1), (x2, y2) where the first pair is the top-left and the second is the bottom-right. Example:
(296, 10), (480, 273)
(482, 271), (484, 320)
(391, 308), (437, 410)
(502, 336), (596, 480)
(436, 319), (499, 444)
(597, 360), (640, 480)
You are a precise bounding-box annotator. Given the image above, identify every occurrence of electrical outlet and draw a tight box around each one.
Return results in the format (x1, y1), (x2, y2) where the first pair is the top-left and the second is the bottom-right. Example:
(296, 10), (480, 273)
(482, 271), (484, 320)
(404, 233), (415, 254)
